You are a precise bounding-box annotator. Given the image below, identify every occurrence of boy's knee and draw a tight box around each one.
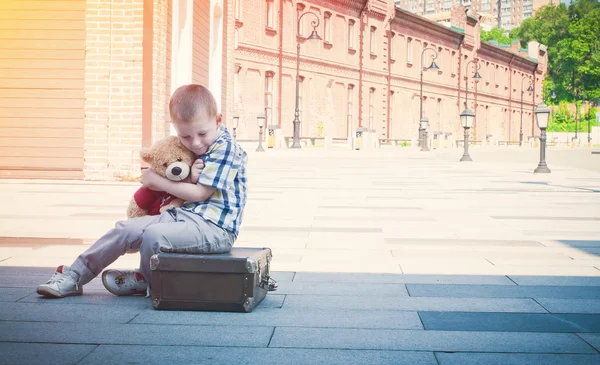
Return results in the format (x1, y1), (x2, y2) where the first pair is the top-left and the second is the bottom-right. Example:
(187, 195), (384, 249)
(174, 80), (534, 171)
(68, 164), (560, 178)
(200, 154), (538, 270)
(139, 226), (168, 257)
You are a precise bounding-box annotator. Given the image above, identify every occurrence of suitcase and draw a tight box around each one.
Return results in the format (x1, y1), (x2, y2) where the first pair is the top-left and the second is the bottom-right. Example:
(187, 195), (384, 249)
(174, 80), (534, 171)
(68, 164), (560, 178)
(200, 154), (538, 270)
(149, 247), (276, 312)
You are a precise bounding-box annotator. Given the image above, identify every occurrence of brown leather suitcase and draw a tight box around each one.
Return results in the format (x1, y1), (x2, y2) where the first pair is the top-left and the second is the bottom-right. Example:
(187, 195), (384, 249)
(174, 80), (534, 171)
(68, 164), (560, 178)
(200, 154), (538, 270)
(149, 247), (277, 312)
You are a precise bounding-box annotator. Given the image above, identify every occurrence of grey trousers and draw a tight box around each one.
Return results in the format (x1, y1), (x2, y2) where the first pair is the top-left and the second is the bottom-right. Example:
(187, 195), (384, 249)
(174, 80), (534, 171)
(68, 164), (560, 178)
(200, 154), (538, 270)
(70, 208), (235, 287)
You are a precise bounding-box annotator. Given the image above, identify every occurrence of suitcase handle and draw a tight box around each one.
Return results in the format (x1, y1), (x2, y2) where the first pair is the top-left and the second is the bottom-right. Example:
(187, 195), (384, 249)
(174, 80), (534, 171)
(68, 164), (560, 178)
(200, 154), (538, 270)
(259, 256), (278, 292)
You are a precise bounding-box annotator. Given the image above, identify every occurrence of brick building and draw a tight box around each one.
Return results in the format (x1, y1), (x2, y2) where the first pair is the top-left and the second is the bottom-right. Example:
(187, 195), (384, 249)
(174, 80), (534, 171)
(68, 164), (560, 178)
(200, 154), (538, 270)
(233, 0), (547, 147)
(0, 0), (233, 180)
(0, 0), (547, 181)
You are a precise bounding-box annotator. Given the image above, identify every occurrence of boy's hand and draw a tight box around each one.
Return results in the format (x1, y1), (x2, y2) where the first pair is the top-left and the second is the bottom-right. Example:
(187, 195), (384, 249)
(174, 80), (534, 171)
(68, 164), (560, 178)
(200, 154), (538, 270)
(190, 158), (205, 184)
(140, 168), (165, 191)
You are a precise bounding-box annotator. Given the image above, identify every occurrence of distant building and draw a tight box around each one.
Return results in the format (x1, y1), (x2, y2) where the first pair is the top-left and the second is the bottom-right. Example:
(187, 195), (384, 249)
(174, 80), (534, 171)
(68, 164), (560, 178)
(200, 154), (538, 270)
(395, 0), (555, 30)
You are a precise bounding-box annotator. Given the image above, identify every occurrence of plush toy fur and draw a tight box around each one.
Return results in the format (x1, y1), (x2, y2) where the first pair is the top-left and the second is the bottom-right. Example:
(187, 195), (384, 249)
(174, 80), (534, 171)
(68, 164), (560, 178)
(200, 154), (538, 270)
(127, 136), (196, 218)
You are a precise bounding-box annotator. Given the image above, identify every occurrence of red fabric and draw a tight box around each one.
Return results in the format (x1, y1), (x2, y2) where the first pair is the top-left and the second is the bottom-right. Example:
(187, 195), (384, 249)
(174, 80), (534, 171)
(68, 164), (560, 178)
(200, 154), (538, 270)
(133, 187), (177, 216)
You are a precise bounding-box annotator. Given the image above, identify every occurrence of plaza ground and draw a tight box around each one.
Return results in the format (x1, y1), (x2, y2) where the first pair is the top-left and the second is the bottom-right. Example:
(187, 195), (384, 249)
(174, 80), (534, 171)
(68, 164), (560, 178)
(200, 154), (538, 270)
(1, 146), (599, 364)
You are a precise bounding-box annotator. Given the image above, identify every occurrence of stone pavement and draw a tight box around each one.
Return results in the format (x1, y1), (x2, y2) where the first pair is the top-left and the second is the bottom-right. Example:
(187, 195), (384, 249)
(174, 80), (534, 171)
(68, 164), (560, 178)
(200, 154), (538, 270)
(1, 147), (600, 365)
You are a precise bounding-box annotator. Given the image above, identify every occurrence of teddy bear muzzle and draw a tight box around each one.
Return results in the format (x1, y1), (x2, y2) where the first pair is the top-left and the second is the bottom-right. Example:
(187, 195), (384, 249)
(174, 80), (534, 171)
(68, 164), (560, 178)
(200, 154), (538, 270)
(165, 161), (191, 181)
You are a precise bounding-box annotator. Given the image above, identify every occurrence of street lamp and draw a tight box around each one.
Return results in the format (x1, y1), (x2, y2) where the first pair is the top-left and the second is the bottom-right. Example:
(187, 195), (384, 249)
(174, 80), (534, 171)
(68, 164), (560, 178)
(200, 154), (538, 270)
(232, 115), (239, 140)
(420, 116), (430, 151)
(459, 108), (475, 162)
(460, 59), (481, 162)
(256, 114), (265, 152)
(291, 9), (321, 149)
(534, 103), (551, 174)
(520, 76), (533, 146)
(418, 47), (439, 149)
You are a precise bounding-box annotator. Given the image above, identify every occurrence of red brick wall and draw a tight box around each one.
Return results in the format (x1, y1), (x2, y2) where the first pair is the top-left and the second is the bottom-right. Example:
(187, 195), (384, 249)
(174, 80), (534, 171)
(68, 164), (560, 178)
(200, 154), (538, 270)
(83, 0), (144, 180)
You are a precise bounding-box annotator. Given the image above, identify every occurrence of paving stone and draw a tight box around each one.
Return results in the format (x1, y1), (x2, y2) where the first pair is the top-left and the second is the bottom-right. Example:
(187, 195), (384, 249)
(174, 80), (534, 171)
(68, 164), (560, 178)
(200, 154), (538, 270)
(384, 238), (543, 247)
(0, 288), (35, 302)
(132, 307), (423, 329)
(282, 295), (546, 313)
(77, 345), (437, 365)
(273, 281), (408, 296)
(435, 352), (600, 365)
(0, 321), (273, 347)
(508, 276), (600, 287)
(406, 284), (600, 299)
(269, 327), (596, 353)
(0, 342), (96, 365)
(293, 272), (516, 285)
(419, 312), (600, 332)
(0, 302), (146, 323)
(577, 333), (600, 352)
(536, 299), (600, 314)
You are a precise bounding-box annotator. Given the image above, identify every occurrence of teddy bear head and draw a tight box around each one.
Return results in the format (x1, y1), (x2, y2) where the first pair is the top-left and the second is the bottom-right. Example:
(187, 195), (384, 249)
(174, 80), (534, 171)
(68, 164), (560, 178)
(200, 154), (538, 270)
(140, 136), (196, 181)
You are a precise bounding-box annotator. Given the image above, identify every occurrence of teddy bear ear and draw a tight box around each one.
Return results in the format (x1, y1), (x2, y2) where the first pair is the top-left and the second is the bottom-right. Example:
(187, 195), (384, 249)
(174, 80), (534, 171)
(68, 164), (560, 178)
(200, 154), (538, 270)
(140, 148), (152, 163)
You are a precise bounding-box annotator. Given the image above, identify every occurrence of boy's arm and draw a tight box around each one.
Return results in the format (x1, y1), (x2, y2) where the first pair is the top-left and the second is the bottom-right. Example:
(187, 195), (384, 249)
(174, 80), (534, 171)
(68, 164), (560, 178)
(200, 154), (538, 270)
(141, 140), (240, 203)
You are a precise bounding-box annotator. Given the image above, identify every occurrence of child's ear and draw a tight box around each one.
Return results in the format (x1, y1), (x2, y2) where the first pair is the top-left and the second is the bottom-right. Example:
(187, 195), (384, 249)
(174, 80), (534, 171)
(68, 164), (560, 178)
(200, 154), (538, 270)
(140, 149), (152, 163)
(216, 113), (222, 125)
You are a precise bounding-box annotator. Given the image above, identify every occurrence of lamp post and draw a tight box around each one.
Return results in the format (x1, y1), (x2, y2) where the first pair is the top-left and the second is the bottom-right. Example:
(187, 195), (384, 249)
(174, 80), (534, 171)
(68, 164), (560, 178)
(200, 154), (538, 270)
(574, 92), (580, 140)
(461, 59), (481, 161)
(291, 9), (321, 149)
(520, 76), (533, 146)
(534, 103), (551, 174)
(418, 47), (439, 149)
(256, 114), (265, 152)
(232, 115), (239, 140)
(459, 108), (475, 162)
(420, 116), (430, 151)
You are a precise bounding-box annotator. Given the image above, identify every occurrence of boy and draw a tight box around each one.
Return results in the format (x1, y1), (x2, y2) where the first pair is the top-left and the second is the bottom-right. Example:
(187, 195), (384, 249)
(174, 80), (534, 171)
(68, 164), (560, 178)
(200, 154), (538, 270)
(37, 84), (248, 298)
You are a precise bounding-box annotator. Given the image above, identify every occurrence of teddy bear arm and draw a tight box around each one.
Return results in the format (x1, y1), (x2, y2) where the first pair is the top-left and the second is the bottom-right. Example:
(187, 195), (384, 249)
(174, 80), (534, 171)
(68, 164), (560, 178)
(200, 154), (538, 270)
(127, 198), (149, 218)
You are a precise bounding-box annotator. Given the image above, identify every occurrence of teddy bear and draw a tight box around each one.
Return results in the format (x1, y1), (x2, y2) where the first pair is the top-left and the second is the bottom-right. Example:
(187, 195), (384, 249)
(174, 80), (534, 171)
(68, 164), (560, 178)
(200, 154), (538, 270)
(126, 135), (197, 218)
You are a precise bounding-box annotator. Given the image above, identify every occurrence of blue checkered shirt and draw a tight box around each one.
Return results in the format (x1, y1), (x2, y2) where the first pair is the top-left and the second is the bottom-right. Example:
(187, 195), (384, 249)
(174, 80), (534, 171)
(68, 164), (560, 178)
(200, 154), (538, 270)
(182, 126), (248, 237)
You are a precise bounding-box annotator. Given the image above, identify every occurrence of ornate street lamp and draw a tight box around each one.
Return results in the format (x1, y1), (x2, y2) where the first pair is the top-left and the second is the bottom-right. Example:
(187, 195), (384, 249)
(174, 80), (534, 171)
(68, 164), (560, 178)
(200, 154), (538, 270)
(232, 115), (239, 140)
(418, 47), (439, 149)
(520, 76), (533, 146)
(460, 59), (481, 162)
(256, 114), (265, 152)
(459, 108), (475, 162)
(420, 116), (430, 151)
(291, 9), (321, 149)
(534, 103), (551, 174)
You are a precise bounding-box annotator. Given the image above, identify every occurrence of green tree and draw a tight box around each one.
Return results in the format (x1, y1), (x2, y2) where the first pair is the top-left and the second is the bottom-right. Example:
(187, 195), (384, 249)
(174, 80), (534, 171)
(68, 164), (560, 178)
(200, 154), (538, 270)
(510, 0), (600, 103)
(480, 27), (513, 44)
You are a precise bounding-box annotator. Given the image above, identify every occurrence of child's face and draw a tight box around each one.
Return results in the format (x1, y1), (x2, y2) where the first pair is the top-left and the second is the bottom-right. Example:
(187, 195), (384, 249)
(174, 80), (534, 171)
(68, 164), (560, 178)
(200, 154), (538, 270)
(172, 111), (222, 156)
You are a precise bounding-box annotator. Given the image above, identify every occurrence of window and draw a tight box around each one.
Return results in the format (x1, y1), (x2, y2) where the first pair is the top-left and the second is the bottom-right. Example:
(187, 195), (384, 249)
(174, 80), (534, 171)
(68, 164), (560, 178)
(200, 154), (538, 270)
(266, 0), (275, 29)
(298, 76), (304, 123)
(407, 38), (413, 64)
(324, 12), (331, 43)
(265, 72), (274, 127)
(369, 88), (375, 130)
(390, 32), (395, 60)
(451, 51), (456, 75)
(348, 19), (355, 49)
(297, 4), (305, 36)
(370, 26), (377, 56)
(235, 0), (241, 20)
(389, 91), (395, 138)
(347, 84), (354, 136)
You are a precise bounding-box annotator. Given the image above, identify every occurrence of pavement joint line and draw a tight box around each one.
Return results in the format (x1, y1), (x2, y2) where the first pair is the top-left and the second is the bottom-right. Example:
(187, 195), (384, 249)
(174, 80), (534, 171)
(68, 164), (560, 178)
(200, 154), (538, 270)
(531, 298), (552, 314)
(574, 333), (600, 353)
(73, 344), (100, 365)
(505, 276), (519, 286)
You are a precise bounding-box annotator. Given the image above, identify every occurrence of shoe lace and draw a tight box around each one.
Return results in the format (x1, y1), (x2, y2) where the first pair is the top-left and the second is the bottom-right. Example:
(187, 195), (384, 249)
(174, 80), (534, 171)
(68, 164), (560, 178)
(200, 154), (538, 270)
(47, 271), (79, 290)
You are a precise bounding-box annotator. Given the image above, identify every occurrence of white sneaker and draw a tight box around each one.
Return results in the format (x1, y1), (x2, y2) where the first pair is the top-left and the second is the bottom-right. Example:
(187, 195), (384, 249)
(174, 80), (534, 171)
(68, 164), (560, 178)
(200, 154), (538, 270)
(102, 269), (147, 296)
(37, 265), (82, 298)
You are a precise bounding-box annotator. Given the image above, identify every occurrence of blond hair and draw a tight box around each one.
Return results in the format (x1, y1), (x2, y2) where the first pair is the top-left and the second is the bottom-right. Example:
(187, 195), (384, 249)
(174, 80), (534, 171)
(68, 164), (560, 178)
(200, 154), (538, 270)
(169, 84), (218, 122)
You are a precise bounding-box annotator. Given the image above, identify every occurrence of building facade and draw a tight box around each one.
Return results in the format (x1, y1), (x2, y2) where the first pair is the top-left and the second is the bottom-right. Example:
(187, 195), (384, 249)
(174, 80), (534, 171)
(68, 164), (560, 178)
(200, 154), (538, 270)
(233, 0), (547, 146)
(0, 0), (232, 180)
